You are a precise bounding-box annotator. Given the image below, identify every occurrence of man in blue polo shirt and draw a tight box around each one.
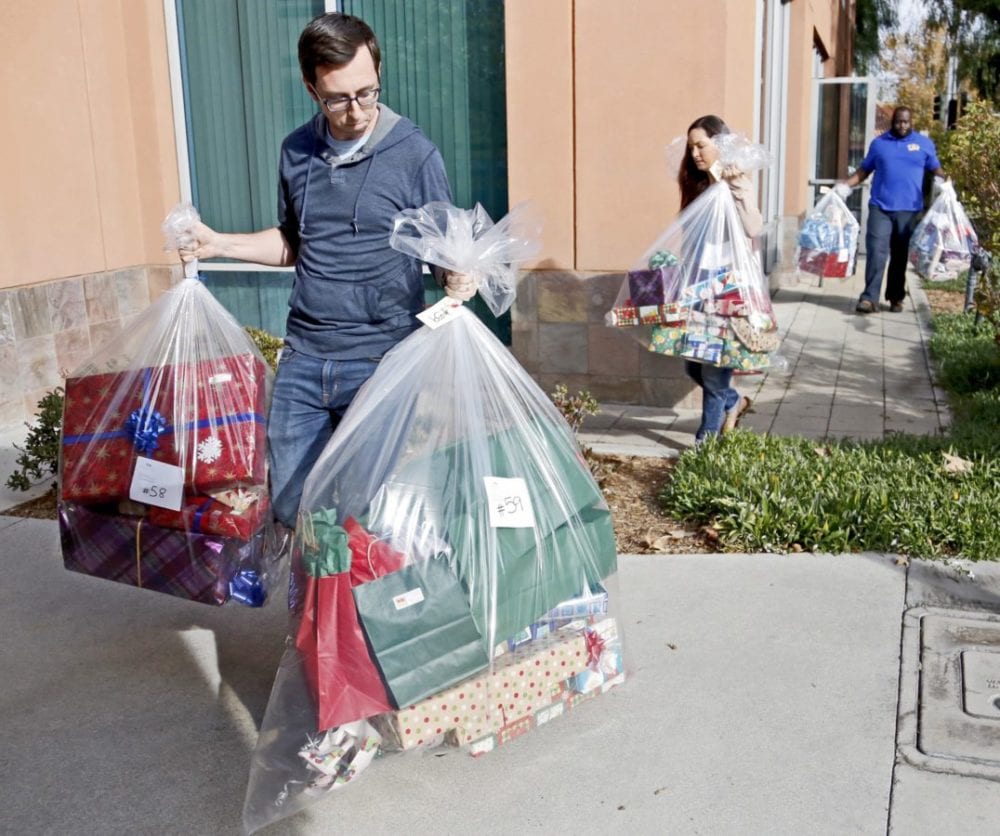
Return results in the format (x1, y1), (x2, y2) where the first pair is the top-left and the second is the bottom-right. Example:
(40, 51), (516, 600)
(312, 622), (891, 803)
(835, 106), (947, 314)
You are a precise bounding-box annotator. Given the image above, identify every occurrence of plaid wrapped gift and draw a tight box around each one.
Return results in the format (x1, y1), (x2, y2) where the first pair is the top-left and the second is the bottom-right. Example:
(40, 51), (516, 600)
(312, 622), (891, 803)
(62, 354), (268, 503)
(147, 489), (270, 539)
(627, 265), (683, 307)
(58, 501), (263, 605)
(627, 268), (667, 306)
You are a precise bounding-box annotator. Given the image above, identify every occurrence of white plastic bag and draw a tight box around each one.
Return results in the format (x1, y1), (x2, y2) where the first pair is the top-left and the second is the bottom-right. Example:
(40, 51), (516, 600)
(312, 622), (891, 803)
(606, 182), (779, 370)
(59, 276), (279, 607)
(389, 201), (542, 316)
(795, 190), (860, 279)
(241, 207), (625, 833)
(908, 188), (978, 281)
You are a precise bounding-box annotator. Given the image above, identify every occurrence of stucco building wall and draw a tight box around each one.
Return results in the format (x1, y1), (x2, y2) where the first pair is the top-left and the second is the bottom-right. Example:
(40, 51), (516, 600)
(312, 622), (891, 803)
(505, 0), (853, 406)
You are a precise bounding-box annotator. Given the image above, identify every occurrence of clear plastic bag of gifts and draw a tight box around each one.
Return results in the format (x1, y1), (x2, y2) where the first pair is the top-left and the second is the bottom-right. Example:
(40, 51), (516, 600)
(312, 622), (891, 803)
(242, 203), (627, 833)
(795, 190), (860, 279)
(58, 209), (280, 608)
(606, 180), (780, 372)
(908, 185), (979, 281)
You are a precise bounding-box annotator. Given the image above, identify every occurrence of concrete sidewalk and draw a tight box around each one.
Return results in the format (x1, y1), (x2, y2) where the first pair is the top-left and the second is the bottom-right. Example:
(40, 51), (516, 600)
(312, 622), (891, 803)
(577, 260), (950, 456)
(2, 515), (999, 835)
(2, 263), (1000, 834)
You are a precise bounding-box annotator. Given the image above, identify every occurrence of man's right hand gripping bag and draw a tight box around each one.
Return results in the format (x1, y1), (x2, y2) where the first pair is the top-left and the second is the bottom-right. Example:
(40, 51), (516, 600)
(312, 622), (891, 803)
(241, 203), (627, 834)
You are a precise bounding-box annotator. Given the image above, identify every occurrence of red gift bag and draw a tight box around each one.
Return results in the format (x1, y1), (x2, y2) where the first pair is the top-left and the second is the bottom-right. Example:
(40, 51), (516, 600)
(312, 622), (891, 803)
(295, 517), (407, 731)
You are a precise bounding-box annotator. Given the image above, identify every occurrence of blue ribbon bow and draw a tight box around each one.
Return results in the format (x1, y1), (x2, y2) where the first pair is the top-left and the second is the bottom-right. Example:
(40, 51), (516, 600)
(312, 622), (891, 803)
(229, 570), (266, 607)
(124, 406), (167, 453)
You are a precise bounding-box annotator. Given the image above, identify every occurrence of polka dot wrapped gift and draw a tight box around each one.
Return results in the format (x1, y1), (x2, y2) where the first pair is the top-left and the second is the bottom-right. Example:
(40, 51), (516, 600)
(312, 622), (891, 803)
(375, 625), (592, 750)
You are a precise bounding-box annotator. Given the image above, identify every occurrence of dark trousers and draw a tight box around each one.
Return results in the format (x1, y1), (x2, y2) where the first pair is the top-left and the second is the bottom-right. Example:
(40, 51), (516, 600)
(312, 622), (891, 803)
(861, 204), (921, 305)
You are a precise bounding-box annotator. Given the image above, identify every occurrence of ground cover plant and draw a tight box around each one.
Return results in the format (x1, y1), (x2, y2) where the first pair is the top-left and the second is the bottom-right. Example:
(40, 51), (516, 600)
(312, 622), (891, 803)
(660, 289), (1000, 560)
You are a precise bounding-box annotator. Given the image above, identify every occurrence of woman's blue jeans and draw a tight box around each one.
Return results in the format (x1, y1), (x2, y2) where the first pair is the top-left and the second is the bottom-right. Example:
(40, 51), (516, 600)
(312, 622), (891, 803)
(267, 347), (381, 528)
(685, 360), (738, 442)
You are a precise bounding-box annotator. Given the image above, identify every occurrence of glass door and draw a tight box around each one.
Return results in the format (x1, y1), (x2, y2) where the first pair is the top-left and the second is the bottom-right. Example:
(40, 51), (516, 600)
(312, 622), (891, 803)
(809, 77), (876, 253)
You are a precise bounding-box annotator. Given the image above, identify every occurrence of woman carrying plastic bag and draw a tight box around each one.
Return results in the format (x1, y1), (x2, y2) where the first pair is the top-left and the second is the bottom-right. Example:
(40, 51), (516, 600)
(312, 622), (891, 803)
(58, 203), (279, 607)
(908, 181), (978, 281)
(606, 115), (778, 444)
(241, 202), (625, 833)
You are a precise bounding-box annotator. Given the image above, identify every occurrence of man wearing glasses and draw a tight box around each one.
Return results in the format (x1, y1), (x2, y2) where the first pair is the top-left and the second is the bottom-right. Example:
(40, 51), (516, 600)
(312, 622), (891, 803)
(180, 12), (473, 529)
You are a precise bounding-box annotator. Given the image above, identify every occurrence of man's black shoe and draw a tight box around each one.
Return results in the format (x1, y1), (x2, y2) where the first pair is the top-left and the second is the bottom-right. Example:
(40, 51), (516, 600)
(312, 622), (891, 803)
(889, 301), (904, 313)
(856, 299), (876, 314)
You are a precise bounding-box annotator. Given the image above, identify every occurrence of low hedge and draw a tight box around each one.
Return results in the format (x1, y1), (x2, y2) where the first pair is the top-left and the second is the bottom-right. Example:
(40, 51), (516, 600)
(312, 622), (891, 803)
(660, 308), (1000, 560)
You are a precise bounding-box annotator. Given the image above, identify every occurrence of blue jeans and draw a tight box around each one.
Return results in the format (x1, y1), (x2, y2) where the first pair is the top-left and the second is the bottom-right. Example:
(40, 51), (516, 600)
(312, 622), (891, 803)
(862, 205), (921, 305)
(685, 361), (739, 442)
(267, 347), (381, 528)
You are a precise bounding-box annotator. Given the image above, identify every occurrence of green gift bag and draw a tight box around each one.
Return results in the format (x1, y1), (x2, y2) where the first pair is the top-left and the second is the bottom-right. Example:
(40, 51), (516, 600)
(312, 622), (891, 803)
(352, 555), (491, 710)
(449, 504), (617, 644)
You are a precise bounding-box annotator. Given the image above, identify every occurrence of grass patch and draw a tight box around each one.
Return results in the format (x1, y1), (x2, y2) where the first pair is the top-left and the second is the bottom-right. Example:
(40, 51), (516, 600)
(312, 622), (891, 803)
(660, 304), (1000, 560)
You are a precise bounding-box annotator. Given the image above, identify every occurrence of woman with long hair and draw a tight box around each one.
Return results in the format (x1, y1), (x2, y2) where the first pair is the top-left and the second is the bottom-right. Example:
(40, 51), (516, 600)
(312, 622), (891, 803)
(678, 114), (762, 443)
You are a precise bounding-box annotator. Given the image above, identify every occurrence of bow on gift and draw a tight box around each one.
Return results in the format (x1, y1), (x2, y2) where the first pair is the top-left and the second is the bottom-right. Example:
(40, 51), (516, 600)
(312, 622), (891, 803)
(585, 628), (607, 671)
(302, 507), (352, 577)
(124, 406), (167, 453)
(229, 569), (266, 607)
(648, 249), (680, 269)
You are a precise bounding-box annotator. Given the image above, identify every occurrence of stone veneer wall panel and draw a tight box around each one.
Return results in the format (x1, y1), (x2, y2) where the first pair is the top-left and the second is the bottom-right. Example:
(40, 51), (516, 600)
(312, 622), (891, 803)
(513, 268), (699, 407)
(0, 266), (182, 443)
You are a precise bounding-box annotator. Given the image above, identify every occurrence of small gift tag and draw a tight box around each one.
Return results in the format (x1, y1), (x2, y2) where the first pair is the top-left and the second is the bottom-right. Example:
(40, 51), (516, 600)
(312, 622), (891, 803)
(484, 476), (536, 528)
(129, 457), (184, 510)
(417, 297), (463, 329)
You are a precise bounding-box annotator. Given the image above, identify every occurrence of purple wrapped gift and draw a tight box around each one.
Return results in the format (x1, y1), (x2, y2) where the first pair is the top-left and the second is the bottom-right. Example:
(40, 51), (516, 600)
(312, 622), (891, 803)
(624, 268), (663, 306)
(59, 502), (264, 605)
(627, 266), (684, 307)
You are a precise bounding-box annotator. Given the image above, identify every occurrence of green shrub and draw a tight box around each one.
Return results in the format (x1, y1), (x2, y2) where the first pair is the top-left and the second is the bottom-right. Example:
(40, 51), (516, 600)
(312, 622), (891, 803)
(928, 312), (1000, 395)
(6, 388), (64, 492)
(550, 384), (599, 435)
(660, 431), (1000, 559)
(245, 326), (284, 371)
(660, 303), (1000, 560)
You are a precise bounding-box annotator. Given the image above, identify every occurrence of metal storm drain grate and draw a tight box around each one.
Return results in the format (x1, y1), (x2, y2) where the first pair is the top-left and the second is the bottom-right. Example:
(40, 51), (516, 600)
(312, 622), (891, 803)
(898, 607), (1000, 779)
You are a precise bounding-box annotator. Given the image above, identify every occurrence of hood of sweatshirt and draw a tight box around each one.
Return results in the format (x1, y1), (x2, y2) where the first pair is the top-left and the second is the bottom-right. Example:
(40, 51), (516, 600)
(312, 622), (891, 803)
(299, 105), (408, 236)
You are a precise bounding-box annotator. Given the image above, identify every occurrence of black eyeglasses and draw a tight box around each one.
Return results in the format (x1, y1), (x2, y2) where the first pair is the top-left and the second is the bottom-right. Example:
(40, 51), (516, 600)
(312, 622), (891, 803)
(311, 86), (381, 113)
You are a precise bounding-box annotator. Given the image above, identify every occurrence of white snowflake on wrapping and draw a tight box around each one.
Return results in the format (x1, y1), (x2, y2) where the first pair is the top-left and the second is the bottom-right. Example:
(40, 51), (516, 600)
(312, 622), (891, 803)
(197, 435), (224, 464)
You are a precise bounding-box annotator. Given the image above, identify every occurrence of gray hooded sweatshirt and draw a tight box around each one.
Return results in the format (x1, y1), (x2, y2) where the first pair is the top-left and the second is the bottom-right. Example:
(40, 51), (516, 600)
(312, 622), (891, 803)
(277, 105), (452, 359)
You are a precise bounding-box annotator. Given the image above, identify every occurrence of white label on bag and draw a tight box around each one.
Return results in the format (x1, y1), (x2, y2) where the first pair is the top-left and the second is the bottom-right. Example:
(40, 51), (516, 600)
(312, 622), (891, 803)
(417, 297), (463, 329)
(207, 372), (233, 385)
(701, 241), (733, 269)
(129, 457), (184, 511)
(484, 476), (536, 528)
(838, 248), (849, 262)
(393, 587), (425, 610)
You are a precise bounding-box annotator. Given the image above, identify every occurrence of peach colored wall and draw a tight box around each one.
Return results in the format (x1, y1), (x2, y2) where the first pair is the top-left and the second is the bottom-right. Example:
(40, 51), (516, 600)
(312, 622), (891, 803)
(0, 0), (179, 291)
(574, 0), (758, 271)
(783, 0), (848, 219)
(504, 2), (575, 270)
(507, 0), (852, 271)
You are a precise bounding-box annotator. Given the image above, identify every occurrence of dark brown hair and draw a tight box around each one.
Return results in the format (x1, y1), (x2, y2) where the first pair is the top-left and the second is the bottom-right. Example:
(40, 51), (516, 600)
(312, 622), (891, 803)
(298, 12), (381, 85)
(678, 114), (730, 209)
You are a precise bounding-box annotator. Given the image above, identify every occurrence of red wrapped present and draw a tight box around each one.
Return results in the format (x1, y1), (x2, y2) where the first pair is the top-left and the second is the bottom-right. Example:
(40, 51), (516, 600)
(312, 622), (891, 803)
(798, 247), (851, 278)
(147, 488), (270, 539)
(62, 354), (268, 502)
